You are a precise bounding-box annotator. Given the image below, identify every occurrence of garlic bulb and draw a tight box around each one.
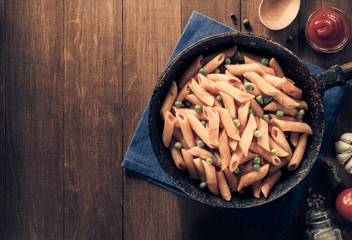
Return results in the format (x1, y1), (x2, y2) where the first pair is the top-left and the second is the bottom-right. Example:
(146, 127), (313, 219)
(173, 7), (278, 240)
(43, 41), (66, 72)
(335, 140), (352, 153)
(335, 133), (352, 174)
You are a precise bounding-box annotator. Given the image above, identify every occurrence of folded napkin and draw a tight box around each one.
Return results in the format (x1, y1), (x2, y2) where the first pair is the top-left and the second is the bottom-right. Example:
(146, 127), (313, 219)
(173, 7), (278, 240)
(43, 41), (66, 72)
(122, 12), (351, 239)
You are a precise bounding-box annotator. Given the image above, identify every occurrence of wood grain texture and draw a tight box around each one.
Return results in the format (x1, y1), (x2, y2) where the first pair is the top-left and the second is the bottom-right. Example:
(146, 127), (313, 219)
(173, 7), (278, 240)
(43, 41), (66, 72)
(0, 0), (5, 238)
(122, 0), (181, 240)
(181, 0), (241, 31)
(64, 0), (123, 239)
(5, 1), (64, 239)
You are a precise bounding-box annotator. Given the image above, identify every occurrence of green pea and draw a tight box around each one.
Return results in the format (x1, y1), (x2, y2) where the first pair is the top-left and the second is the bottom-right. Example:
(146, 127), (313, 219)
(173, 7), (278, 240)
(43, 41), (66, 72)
(253, 156), (260, 165)
(201, 120), (207, 126)
(261, 58), (269, 65)
(263, 96), (274, 105)
(174, 100), (182, 108)
(174, 142), (182, 149)
(199, 68), (207, 75)
(224, 57), (232, 64)
(212, 152), (222, 163)
(296, 113), (304, 120)
(216, 95), (223, 102)
(253, 164), (260, 171)
(233, 119), (240, 127)
(185, 100), (192, 107)
(249, 108), (255, 116)
(194, 104), (202, 113)
(197, 140), (205, 147)
(256, 94), (264, 106)
(200, 181), (207, 189)
(276, 110), (284, 117)
(254, 130), (262, 138)
(263, 114), (270, 122)
(298, 109), (306, 116)
(270, 149), (279, 156)
(231, 51), (242, 61)
(234, 167), (240, 174)
(206, 158), (213, 165)
(245, 84), (253, 91)
(243, 78), (249, 84)
(214, 68), (221, 73)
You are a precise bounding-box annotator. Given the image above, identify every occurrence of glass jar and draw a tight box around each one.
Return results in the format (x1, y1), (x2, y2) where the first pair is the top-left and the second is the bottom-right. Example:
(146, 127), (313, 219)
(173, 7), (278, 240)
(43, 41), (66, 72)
(305, 7), (351, 53)
(305, 208), (342, 240)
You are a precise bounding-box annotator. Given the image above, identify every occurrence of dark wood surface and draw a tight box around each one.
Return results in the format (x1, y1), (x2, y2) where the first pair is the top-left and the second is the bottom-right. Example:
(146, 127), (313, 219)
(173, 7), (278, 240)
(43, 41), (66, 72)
(2, 0), (352, 239)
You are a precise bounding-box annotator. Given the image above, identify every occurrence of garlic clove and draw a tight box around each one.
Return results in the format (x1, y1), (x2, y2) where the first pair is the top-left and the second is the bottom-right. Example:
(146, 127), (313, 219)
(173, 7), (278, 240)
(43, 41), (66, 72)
(344, 158), (352, 174)
(335, 140), (352, 153)
(340, 133), (352, 144)
(336, 152), (352, 165)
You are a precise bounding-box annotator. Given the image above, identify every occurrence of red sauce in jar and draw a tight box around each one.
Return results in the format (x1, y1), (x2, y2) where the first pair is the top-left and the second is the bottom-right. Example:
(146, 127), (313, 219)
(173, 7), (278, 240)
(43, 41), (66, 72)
(307, 9), (346, 50)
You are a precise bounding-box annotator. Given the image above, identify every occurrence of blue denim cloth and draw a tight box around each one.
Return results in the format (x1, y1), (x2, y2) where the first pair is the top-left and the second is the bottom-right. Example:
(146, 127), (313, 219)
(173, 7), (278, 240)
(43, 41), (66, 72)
(122, 12), (351, 239)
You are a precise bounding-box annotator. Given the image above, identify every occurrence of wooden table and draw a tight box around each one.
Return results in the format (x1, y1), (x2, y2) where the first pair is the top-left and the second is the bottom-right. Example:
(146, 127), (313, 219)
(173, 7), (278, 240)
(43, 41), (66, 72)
(1, 0), (352, 239)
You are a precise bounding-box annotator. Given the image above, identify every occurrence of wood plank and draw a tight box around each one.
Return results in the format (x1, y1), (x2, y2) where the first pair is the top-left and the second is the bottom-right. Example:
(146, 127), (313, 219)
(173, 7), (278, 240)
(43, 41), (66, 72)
(63, 0), (123, 239)
(181, 0), (241, 31)
(122, 0), (181, 239)
(5, 0), (64, 239)
(0, 0), (5, 238)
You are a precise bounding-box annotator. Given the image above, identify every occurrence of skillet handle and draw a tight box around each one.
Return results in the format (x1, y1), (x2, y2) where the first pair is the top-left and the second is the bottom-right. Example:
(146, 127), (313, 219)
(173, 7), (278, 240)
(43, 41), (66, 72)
(314, 62), (352, 95)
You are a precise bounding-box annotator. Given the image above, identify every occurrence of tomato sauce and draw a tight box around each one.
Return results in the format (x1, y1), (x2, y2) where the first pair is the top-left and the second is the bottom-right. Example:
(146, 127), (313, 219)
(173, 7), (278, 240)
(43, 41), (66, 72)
(307, 8), (349, 51)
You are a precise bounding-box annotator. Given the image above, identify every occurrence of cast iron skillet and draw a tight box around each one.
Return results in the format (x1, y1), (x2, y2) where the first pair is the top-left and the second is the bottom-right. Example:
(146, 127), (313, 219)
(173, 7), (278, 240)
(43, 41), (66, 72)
(148, 32), (352, 208)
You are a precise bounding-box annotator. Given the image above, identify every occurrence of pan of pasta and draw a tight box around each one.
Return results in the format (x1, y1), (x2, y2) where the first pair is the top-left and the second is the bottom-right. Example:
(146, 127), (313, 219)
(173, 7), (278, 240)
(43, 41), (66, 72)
(149, 32), (352, 208)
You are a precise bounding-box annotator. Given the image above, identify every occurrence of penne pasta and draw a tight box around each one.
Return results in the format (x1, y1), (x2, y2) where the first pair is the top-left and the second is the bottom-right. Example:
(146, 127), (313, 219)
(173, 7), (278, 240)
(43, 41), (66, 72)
(214, 81), (255, 103)
(244, 55), (275, 75)
(271, 126), (293, 158)
(218, 130), (232, 170)
(216, 171), (232, 201)
(186, 114), (217, 148)
(237, 101), (250, 133)
(188, 78), (215, 106)
(268, 136), (290, 157)
(269, 58), (285, 78)
(206, 73), (242, 86)
(280, 80), (303, 100)
(288, 133), (309, 171)
(257, 118), (270, 152)
(249, 142), (281, 165)
(289, 132), (301, 147)
(203, 106), (220, 146)
(169, 139), (187, 170)
(203, 53), (226, 74)
(178, 55), (203, 89)
(219, 91), (236, 119)
(261, 73), (286, 88)
(237, 164), (269, 192)
(202, 160), (219, 195)
(181, 149), (200, 180)
(252, 180), (262, 198)
(172, 106), (207, 121)
(225, 63), (265, 75)
(160, 81), (178, 120)
(176, 112), (196, 148)
(193, 158), (207, 182)
(260, 170), (282, 198)
(223, 168), (240, 193)
(197, 73), (219, 94)
(243, 71), (281, 96)
(162, 111), (175, 147)
(270, 118), (313, 135)
(250, 98), (264, 118)
(187, 146), (221, 167)
(176, 83), (190, 102)
(274, 91), (300, 108)
(214, 107), (241, 141)
(229, 146), (243, 172)
(263, 100), (298, 117)
(239, 114), (257, 156)
(172, 127), (189, 149)
(203, 46), (237, 64)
